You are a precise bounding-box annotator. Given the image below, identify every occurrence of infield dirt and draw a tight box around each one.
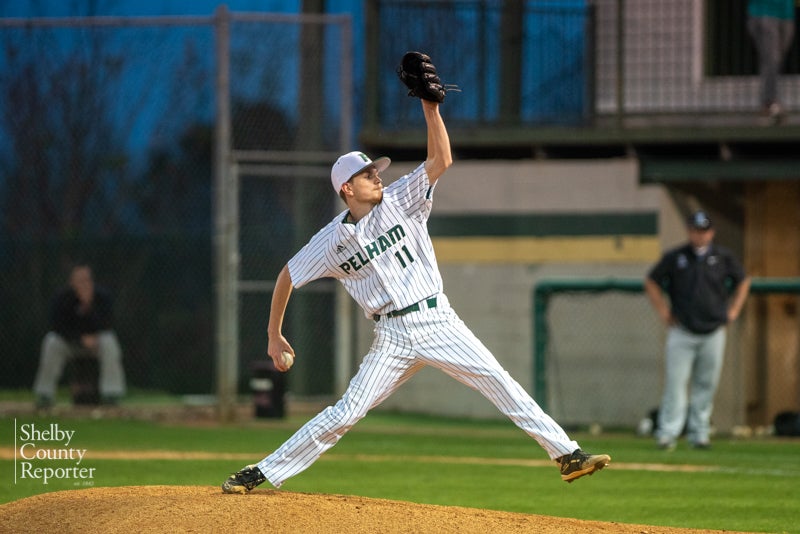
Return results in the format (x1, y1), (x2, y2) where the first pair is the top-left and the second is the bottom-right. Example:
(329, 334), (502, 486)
(0, 485), (753, 533)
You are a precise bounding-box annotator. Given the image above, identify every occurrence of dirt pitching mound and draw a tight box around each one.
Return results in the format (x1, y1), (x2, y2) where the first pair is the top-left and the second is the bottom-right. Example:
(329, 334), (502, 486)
(0, 486), (746, 533)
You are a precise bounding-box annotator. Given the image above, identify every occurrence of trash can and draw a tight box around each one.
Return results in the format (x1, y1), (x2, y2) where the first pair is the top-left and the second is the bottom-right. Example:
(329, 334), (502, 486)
(250, 359), (286, 418)
(70, 354), (100, 405)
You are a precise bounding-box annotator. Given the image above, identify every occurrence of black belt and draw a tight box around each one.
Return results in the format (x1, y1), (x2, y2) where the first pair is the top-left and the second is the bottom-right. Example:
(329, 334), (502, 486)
(373, 297), (438, 322)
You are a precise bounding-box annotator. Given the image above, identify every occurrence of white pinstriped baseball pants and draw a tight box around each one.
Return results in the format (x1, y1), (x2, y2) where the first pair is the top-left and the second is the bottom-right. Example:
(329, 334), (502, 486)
(258, 294), (579, 488)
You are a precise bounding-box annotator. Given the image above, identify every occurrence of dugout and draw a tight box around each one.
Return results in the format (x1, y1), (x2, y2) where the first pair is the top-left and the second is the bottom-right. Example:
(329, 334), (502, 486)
(533, 277), (800, 431)
(642, 173), (800, 429)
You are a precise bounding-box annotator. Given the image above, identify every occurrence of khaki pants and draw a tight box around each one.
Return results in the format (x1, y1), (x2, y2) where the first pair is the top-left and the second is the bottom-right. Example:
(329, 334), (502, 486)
(33, 331), (126, 399)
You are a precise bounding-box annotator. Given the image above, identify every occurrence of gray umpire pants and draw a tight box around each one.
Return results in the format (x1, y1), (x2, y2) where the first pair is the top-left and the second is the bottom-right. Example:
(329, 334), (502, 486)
(656, 325), (726, 445)
(33, 331), (126, 399)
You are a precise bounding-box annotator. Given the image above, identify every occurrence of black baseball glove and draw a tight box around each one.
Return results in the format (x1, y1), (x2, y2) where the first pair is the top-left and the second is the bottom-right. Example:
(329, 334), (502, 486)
(396, 51), (457, 103)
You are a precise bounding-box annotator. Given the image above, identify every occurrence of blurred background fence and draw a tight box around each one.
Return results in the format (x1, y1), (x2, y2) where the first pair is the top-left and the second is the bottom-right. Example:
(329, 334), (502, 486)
(365, 0), (800, 134)
(0, 10), (350, 400)
(0, 14), (219, 396)
(369, 0), (594, 128)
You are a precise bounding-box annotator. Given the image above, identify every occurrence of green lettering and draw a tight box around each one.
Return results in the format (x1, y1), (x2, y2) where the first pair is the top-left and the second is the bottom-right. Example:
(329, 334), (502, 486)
(378, 235), (392, 252)
(387, 224), (405, 244)
(338, 225), (408, 276)
(355, 251), (370, 267)
(365, 242), (380, 259)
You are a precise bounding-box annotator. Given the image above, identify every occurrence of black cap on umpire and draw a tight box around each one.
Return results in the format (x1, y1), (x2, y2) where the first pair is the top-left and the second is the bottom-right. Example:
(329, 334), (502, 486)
(687, 210), (713, 230)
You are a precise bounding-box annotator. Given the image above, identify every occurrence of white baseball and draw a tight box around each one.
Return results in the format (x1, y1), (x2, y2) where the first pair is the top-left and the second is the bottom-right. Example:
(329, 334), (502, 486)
(281, 351), (294, 369)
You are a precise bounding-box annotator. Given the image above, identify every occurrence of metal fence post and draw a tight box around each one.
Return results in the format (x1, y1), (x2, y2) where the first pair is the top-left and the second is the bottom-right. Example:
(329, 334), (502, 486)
(335, 16), (354, 396)
(213, 4), (237, 422)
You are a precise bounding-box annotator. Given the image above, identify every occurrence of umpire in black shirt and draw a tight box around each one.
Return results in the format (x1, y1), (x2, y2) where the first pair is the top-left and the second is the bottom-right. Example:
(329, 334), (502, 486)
(33, 263), (126, 408)
(644, 211), (751, 450)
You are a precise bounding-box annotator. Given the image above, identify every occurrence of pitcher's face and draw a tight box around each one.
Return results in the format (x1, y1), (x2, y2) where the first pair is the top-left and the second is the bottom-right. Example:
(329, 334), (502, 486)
(345, 166), (384, 205)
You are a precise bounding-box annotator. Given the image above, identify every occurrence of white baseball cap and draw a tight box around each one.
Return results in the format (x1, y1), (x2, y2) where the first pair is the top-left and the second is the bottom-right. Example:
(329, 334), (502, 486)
(330, 151), (391, 193)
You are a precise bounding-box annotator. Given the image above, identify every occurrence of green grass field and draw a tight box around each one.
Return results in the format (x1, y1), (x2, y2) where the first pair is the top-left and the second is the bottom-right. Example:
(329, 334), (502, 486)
(1, 411), (798, 533)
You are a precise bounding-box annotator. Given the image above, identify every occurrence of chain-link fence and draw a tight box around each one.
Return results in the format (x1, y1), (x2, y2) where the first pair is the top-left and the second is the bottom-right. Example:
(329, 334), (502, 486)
(365, 0), (800, 130)
(0, 15), (218, 396)
(541, 288), (666, 427)
(234, 161), (343, 400)
(0, 11), (351, 402)
(370, 0), (593, 129)
(593, 0), (800, 114)
(223, 13), (352, 410)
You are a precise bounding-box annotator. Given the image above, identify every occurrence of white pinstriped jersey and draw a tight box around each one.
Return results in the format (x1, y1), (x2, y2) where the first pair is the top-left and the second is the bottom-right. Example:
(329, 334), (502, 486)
(287, 163), (442, 318)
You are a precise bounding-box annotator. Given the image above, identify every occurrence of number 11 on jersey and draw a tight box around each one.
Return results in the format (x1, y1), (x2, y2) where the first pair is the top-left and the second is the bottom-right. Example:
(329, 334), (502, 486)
(394, 245), (415, 268)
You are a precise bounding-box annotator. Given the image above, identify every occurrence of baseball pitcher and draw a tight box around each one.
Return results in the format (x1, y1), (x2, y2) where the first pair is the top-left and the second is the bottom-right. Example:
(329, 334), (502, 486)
(222, 52), (610, 494)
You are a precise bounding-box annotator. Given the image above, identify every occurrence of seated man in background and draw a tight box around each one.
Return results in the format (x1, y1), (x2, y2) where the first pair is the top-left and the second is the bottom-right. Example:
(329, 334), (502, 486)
(33, 263), (126, 408)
